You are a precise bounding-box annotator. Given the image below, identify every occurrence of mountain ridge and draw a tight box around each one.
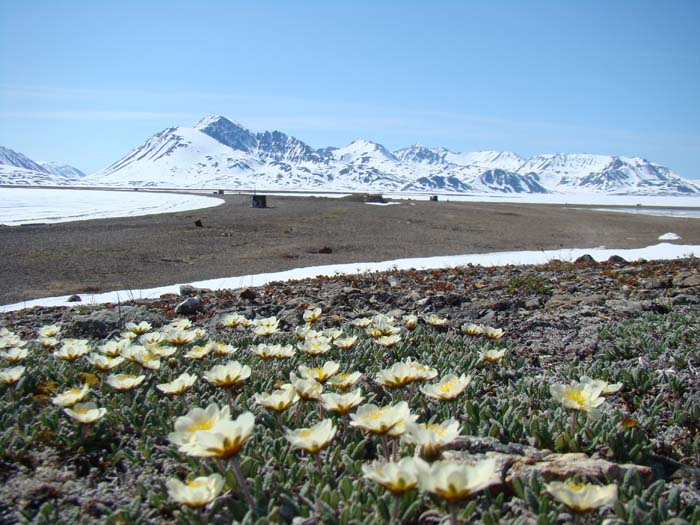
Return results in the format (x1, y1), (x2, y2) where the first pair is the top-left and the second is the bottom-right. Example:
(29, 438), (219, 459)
(2, 116), (699, 195)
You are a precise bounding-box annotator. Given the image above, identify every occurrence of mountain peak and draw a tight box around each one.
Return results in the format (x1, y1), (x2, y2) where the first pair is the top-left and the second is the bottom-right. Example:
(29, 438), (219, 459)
(193, 115), (257, 153)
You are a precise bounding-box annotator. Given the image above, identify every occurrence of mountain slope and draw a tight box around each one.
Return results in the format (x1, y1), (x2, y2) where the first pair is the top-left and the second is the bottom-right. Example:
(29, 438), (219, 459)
(0, 146), (85, 186)
(26, 115), (700, 195)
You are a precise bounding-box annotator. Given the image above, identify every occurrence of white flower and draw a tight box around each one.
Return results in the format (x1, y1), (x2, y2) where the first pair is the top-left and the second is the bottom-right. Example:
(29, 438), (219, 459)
(184, 344), (212, 360)
(350, 401), (412, 435)
(252, 316), (279, 337)
(179, 412), (255, 458)
(550, 377), (606, 418)
(64, 402), (107, 425)
(417, 458), (500, 502)
(480, 348), (506, 364)
(168, 403), (232, 447)
(254, 385), (299, 412)
(297, 335), (332, 356)
(1, 347), (28, 363)
(303, 307), (322, 324)
(461, 323), (484, 336)
(99, 339), (130, 357)
(139, 332), (165, 348)
(352, 317), (372, 328)
(0, 365), (25, 385)
(298, 361), (340, 384)
(375, 362), (422, 389)
(285, 419), (337, 453)
(54, 339), (90, 361)
(252, 343), (295, 360)
(38, 324), (61, 338)
(86, 353), (124, 371)
(290, 374), (324, 401)
(166, 473), (224, 508)
(362, 456), (427, 494)
(320, 389), (364, 414)
(334, 336), (358, 350)
(421, 374), (471, 401)
(425, 314), (448, 327)
(105, 373), (146, 391)
(375, 334), (402, 348)
(545, 481), (618, 511)
(484, 327), (504, 340)
(168, 318), (192, 331)
(221, 313), (252, 328)
(52, 384), (90, 407)
(402, 419), (461, 456)
(580, 376), (622, 396)
(157, 373), (197, 395)
(403, 315), (418, 331)
(202, 361), (251, 388)
(125, 321), (152, 335)
(327, 371), (363, 391)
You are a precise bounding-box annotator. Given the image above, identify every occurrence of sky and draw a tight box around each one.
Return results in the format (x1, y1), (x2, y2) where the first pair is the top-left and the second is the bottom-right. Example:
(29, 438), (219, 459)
(1, 0), (699, 177)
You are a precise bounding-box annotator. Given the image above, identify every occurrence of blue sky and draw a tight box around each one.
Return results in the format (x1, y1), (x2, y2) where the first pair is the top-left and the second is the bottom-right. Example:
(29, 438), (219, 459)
(1, 0), (699, 177)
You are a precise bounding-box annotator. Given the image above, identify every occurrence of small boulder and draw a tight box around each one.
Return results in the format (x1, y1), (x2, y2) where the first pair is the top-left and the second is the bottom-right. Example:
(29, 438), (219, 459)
(175, 296), (204, 316)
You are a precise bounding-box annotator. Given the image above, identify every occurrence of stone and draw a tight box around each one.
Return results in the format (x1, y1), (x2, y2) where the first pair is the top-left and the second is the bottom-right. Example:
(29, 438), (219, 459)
(240, 288), (257, 300)
(318, 246), (333, 254)
(575, 254), (595, 264)
(673, 272), (700, 287)
(607, 255), (628, 265)
(640, 277), (672, 289)
(175, 296), (204, 316)
(70, 306), (168, 338)
(66, 295), (81, 303)
(179, 284), (210, 297)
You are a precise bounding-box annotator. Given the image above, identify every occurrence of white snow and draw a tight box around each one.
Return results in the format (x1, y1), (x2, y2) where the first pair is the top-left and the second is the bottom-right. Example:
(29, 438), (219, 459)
(383, 192), (700, 208)
(0, 188), (224, 226)
(658, 232), (682, 240)
(1, 243), (697, 312)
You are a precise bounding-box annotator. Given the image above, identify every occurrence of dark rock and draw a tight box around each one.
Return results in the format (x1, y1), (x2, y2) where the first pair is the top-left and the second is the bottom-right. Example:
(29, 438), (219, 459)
(194, 220), (203, 228)
(175, 296), (204, 316)
(607, 255), (628, 265)
(180, 284), (210, 297)
(240, 288), (257, 300)
(66, 295), (81, 303)
(318, 246), (333, 254)
(575, 254), (595, 264)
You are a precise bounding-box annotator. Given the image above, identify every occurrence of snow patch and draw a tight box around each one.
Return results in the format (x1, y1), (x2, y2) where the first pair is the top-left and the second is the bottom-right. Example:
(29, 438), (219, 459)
(658, 232), (681, 240)
(0, 188), (224, 226)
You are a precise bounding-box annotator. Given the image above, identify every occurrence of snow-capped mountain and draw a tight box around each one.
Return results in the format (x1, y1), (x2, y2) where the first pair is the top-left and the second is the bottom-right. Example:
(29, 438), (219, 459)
(39, 162), (86, 179)
(87, 115), (698, 195)
(6, 116), (698, 195)
(0, 146), (85, 186)
(0, 146), (47, 173)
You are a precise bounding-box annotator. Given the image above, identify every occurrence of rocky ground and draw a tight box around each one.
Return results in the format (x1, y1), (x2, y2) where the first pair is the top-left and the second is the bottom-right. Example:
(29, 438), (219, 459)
(0, 254), (699, 524)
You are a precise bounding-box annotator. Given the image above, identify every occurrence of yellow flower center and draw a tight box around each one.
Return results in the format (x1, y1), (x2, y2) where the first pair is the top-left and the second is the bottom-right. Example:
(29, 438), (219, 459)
(67, 388), (82, 396)
(566, 481), (587, 492)
(367, 408), (388, 420)
(425, 423), (447, 436)
(187, 479), (207, 488)
(188, 417), (215, 432)
(439, 379), (458, 393)
(298, 428), (315, 439)
(564, 388), (589, 406)
(74, 406), (89, 415)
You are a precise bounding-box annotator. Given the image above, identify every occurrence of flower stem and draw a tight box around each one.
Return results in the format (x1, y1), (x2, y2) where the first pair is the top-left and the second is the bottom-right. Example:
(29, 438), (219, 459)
(449, 502), (459, 525)
(231, 456), (256, 512)
(382, 433), (391, 461)
(571, 410), (579, 435)
(391, 493), (400, 525)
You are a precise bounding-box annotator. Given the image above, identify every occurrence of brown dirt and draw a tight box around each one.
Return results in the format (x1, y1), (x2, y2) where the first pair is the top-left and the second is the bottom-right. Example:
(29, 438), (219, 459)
(1, 191), (698, 304)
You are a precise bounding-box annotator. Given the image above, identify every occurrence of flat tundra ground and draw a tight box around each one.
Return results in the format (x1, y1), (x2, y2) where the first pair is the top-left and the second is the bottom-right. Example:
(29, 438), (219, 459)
(1, 193), (699, 304)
